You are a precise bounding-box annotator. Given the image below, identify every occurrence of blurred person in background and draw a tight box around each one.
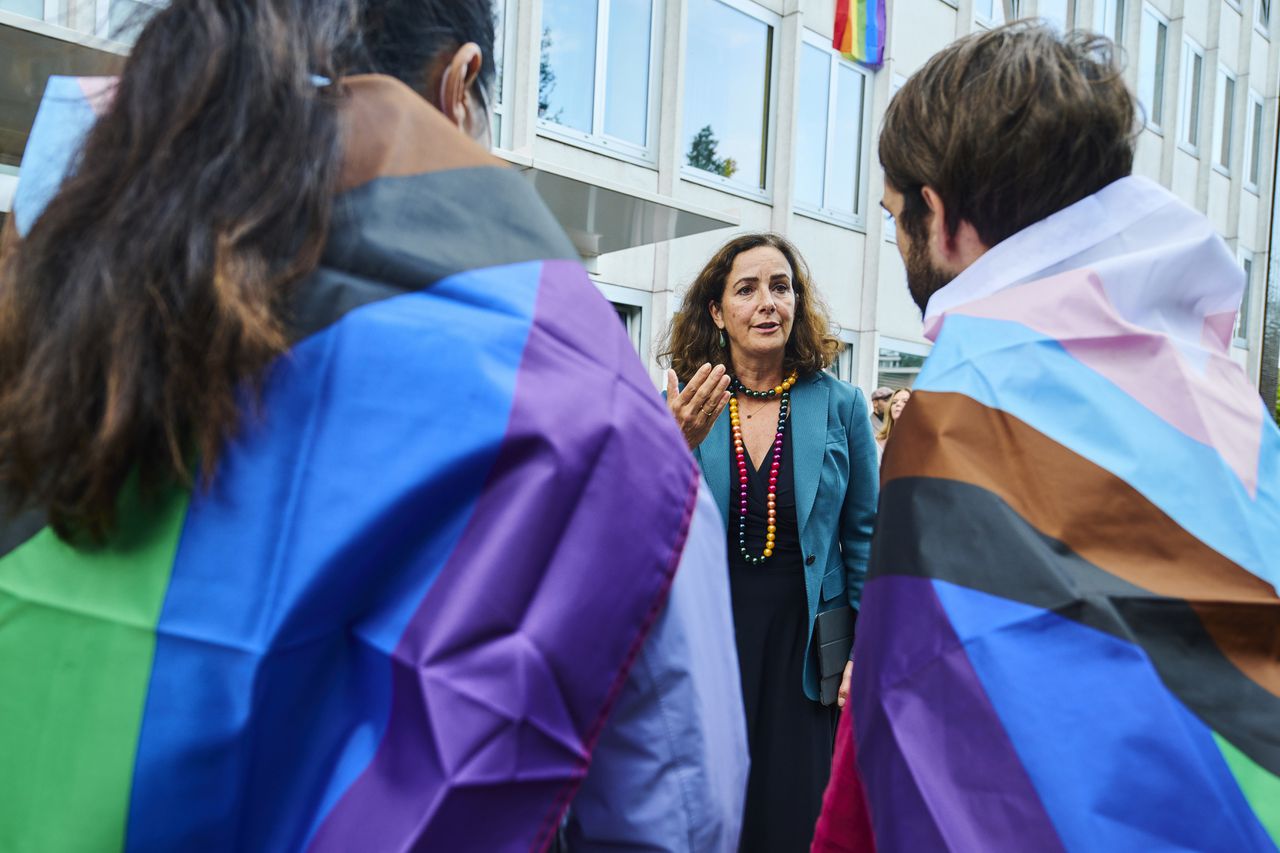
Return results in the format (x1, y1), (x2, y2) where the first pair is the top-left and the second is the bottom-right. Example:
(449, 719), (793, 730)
(869, 387), (894, 431)
(874, 388), (911, 457)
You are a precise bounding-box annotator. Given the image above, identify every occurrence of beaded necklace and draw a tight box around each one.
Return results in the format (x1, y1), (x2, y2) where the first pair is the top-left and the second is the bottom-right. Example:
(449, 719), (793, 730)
(728, 371), (797, 564)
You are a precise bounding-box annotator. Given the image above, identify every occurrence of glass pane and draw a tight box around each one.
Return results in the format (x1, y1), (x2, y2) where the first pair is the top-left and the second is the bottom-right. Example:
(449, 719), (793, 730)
(1139, 14), (1166, 126)
(683, 0), (772, 189)
(1259, 0), (1271, 29)
(1093, 0), (1124, 41)
(108, 0), (159, 42)
(1038, 0), (1070, 30)
(1250, 101), (1264, 184)
(1187, 51), (1203, 146)
(603, 0), (654, 146)
(540, 0), (598, 133)
(828, 64), (864, 216)
(975, 0), (1001, 23)
(877, 348), (927, 389)
(1219, 76), (1234, 167)
(794, 43), (830, 210)
(494, 0), (505, 108)
(1237, 258), (1251, 339)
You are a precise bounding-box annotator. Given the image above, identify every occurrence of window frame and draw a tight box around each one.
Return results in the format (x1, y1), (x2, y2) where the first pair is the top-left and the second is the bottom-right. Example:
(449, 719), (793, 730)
(536, 0), (666, 167)
(1244, 89), (1266, 193)
(881, 74), (908, 244)
(490, 0), (518, 151)
(1235, 248), (1254, 346)
(974, 0), (1006, 28)
(1212, 65), (1238, 175)
(679, 0), (782, 202)
(793, 30), (874, 230)
(596, 281), (652, 361)
(1093, 0), (1126, 46)
(1178, 36), (1206, 155)
(1257, 0), (1271, 37)
(827, 329), (861, 384)
(1139, 5), (1170, 133)
(1035, 0), (1076, 31)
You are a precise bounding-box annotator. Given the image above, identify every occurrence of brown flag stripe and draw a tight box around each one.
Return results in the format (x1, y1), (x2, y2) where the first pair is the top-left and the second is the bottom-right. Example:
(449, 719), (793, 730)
(881, 390), (1280, 699)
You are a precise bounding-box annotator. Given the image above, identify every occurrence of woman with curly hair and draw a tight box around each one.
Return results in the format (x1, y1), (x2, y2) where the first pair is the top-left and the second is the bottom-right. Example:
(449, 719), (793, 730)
(660, 233), (879, 851)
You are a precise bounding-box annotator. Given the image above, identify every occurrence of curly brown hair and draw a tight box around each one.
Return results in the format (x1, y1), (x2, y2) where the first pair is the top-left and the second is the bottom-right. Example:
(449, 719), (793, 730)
(657, 233), (841, 383)
(880, 21), (1137, 248)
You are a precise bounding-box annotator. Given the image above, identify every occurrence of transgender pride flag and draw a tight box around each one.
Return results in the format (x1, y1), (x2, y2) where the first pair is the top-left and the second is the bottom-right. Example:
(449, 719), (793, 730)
(0, 76), (741, 851)
(853, 176), (1280, 851)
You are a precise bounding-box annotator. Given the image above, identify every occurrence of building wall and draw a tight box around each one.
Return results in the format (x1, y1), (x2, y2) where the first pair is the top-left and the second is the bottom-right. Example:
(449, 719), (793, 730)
(495, 0), (1280, 395)
(4, 0), (1278, 395)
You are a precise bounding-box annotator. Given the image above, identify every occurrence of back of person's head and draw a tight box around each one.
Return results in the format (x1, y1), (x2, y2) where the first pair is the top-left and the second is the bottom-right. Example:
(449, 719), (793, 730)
(879, 20), (1137, 249)
(0, 0), (495, 541)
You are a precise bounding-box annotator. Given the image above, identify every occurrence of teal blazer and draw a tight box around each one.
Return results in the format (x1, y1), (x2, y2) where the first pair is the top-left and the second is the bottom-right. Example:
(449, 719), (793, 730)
(692, 372), (879, 702)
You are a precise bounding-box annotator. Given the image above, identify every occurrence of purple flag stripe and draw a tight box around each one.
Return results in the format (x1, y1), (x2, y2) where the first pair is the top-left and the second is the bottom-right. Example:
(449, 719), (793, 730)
(852, 574), (1064, 852)
(309, 260), (701, 852)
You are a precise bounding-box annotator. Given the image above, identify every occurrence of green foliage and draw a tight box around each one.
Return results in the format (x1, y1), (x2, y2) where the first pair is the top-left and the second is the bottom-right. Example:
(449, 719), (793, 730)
(686, 125), (738, 178)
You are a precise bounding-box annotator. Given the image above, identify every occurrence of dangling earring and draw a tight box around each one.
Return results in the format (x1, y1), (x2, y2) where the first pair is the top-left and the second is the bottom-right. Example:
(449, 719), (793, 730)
(719, 330), (726, 348)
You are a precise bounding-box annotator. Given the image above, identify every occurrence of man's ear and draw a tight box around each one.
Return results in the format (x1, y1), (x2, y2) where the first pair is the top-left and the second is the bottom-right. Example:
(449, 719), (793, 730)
(921, 185), (990, 271)
(438, 43), (484, 131)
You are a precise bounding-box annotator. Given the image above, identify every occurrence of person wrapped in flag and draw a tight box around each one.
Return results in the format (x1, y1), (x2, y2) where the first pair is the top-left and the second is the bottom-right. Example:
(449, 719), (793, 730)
(818, 21), (1280, 853)
(0, 0), (748, 850)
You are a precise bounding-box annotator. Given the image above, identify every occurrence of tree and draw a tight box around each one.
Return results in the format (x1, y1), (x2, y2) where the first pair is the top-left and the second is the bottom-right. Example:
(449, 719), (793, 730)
(686, 125), (738, 178)
(538, 27), (562, 122)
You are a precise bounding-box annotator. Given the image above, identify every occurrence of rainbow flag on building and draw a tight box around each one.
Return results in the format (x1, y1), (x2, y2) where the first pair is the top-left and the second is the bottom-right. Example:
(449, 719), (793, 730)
(0, 76), (740, 851)
(834, 0), (887, 69)
(852, 176), (1280, 851)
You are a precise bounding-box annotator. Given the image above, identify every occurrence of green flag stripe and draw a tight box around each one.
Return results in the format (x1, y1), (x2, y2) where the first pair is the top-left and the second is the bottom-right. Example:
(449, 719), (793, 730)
(0, 483), (188, 852)
(1215, 731), (1280, 849)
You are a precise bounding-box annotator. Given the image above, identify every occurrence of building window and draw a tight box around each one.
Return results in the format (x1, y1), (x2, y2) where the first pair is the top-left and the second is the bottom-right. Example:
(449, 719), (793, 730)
(1139, 7), (1169, 130)
(1179, 38), (1205, 152)
(1213, 68), (1237, 172)
(1236, 251), (1254, 344)
(1038, 0), (1072, 31)
(795, 33), (871, 226)
(877, 346), (928, 390)
(1258, 0), (1271, 34)
(539, 0), (661, 163)
(975, 0), (1005, 27)
(1245, 90), (1265, 191)
(1093, 0), (1125, 45)
(682, 0), (779, 196)
(828, 334), (858, 384)
(491, 0), (513, 148)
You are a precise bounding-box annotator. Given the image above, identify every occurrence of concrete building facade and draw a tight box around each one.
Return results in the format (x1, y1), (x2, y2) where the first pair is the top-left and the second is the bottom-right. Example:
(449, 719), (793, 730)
(3, 0), (1278, 398)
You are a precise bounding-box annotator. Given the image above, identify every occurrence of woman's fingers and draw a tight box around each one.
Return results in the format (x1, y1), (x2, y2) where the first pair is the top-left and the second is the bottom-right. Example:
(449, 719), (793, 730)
(687, 364), (727, 417)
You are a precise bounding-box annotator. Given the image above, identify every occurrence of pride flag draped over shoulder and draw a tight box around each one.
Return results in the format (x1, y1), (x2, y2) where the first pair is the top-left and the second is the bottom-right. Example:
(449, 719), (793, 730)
(834, 0), (886, 69)
(0, 76), (744, 851)
(852, 176), (1280, 851)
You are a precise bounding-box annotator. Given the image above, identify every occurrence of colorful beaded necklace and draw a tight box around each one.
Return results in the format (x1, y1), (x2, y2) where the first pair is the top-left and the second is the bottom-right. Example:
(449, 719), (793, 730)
(728, 371), (797, 564)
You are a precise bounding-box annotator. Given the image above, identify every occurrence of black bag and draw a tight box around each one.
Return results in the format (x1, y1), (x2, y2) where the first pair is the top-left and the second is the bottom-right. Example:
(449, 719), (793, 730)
(815, 606), (856, 706)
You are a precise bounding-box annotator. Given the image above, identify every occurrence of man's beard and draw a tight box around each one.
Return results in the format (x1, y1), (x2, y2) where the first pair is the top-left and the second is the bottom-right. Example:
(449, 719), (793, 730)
(905, 233), (955, 317)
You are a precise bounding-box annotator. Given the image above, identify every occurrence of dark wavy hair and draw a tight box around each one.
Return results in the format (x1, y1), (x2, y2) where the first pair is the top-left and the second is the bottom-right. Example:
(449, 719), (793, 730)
(880, 21), (1137, 248)
(658, 233), (841, 383)
(0, 0), (495, 540)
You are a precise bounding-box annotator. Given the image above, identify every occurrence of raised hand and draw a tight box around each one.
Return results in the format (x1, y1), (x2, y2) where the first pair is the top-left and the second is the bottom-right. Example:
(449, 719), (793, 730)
(665, 363), (731, 450)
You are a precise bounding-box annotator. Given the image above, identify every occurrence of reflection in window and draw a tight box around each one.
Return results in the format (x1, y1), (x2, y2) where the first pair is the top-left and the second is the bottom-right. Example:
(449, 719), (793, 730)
(795, 43), (867, 221)
(683, 0), (775, 192)
(1258, 0), (1271, 33)
(974, 0), (1004, 26)
(1181, 40), (1205, 150)
(0, 0), (43, 20)
(1236, 254), (1253, 342)
(539, 0), (656, 157)
(539, 0), (598, 132)
(1038, 0), (1071, 30)
(877, 348), (926, 389)
(1093, 0), (1124, 44)
(1214, 70), (1236, 170)
(1246, 94), (1265, 188)
(1139, 8), (1168, 128)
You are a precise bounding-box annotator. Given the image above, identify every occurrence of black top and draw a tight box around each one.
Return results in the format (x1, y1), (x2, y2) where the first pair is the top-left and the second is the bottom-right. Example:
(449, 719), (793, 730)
(726, 414), (803, 568)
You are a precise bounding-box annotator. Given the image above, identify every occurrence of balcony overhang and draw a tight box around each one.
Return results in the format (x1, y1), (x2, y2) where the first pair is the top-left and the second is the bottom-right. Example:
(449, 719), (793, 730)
(501, 154), (737, 258)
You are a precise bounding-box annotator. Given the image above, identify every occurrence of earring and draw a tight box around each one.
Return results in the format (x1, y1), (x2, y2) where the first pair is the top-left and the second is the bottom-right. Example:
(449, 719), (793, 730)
(719, 331), (726, 347)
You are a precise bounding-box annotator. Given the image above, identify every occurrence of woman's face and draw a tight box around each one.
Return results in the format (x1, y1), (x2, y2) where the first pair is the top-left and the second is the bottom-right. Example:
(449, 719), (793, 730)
(709, 245), (796, 366)
(889, 389), (911, 421)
